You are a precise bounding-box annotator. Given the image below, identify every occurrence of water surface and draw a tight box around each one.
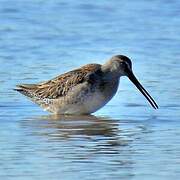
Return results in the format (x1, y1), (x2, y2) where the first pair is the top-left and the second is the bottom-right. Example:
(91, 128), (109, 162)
(0, 0), (180, 179)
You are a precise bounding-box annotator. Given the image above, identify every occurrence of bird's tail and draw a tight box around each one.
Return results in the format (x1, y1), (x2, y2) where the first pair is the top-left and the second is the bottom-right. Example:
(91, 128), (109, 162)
(14, 84), (37, 98)
(14, 84), (54, 112)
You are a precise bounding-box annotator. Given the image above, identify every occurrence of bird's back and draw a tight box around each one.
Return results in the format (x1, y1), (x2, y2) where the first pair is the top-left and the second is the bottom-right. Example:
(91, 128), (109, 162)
(15, 63), (110, 114)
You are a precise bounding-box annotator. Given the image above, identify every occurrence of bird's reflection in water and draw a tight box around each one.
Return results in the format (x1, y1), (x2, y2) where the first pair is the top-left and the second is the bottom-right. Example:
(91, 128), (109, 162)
(25, 114), (117, 138)
(21, 114), (137, 172)
(23, 114), (133, 148)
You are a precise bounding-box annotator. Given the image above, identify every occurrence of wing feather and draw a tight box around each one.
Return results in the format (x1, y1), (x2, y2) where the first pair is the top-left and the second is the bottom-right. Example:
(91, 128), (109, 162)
(15, 64), (101, 100)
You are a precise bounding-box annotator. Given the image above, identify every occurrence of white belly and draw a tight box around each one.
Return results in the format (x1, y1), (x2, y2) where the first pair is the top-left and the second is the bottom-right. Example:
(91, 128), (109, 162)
(52, 80), (119, 115)
(80, 92), (109, 114)
(56, 92), (108, 114)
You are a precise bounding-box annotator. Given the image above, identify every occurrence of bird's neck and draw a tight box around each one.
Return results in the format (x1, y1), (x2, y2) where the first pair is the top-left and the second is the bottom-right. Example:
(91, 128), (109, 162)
(101, 63), (121, 81)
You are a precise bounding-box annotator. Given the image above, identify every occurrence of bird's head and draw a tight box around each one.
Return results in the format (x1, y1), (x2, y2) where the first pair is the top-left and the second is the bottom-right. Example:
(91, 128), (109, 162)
(102, 55), (158, 109)
(107, 55), (132, 76)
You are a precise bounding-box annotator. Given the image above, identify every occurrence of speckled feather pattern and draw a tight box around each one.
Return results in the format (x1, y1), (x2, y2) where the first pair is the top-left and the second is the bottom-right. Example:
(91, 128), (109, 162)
(17, 64), (101, 99)
(15, 63), (112, 114)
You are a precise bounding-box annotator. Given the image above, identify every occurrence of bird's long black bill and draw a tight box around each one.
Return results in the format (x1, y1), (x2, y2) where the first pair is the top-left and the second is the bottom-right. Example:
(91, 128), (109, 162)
(127, 70), (158, 109)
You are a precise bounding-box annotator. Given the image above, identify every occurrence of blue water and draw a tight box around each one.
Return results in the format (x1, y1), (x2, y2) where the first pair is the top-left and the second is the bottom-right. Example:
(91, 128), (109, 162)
(0, 0), (180, 179)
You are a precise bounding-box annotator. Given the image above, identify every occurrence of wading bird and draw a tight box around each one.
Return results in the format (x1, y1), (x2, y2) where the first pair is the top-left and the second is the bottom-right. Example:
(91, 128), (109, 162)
(14, 55), (158, 114)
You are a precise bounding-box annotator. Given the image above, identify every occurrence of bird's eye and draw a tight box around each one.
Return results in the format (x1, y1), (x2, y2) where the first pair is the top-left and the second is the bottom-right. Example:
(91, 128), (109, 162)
(120, 62), (129, 69)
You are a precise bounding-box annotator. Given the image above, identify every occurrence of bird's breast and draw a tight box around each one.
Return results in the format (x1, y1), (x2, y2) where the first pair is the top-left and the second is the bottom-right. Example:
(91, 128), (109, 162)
(54, 80), (119, 114)
(74, 80), (119, 114)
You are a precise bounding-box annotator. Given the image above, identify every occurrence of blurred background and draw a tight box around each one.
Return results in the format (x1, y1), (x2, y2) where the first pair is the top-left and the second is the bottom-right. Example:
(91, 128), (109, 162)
(0, 0), (180, 180)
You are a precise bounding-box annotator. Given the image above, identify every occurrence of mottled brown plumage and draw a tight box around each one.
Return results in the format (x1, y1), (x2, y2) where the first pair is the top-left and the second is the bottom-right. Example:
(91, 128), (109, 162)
(15, 63), (106, 113)
(15, 55), (158, 114)
(17, 64), (101, 98)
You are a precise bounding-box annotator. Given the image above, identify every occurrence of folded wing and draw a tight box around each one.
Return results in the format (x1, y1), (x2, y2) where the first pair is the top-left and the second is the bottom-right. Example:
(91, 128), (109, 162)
(14, 64), (102, 101)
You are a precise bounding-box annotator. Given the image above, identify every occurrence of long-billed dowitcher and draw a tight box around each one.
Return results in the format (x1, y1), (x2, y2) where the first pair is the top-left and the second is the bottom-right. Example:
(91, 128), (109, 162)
(14, 55), (158, 114)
